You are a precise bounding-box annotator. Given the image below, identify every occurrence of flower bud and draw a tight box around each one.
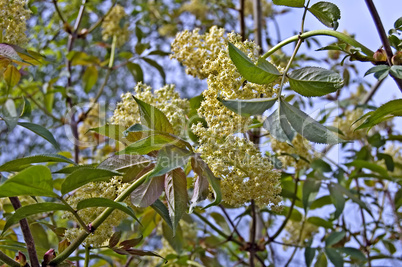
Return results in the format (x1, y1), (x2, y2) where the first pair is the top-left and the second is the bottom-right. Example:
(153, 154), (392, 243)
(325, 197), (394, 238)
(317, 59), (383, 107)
(43, 249), (56, 265)
(373, 49), (387, 65)
(15, 251), (27, 266)
(392, 51), (402, 65)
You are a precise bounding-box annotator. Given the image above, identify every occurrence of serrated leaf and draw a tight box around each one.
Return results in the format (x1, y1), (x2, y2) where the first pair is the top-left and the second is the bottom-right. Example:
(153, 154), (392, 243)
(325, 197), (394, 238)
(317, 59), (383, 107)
(97, 154), (154, 174)
(263, 108), (296, 143)
(307, 216), (333, 229)
(142, 57), (166, 83)
(76, 198), (140, 223)
(218, 97), (277, 116)
(305, 247), (316, 267)
(337, 247), (367, 262)
(308, 2), (341, 30)
(60, 168), (122, 195)
(191, 154), (222, 209)
(356, 99), (402, 130)
(0, 44), (23, 62)
(2, 203), (69, 234)
(83, 65), (98, 93)
(4, 65), (21, 89)
(127, 62), (144, 83)
(228, 42), (280, 84)
(280, 100), (343, 144)
(147, 145), (193, 179)
(324, 248), (343, 267)
(272, 0), (305, 7)
(151, 199), (173, 230)
(0, 154), (75, 172)
(0, 165), (57, 198)
(287, 67), (343, 97)
(131, 175), (164, 208)
(165, 168), (188, 235)
(328, 183), (345, 219)
(364, 65), (390, 81)
(18, 122), (61, 150)
(90, 124), (127, 143)
(133, 97), (174, 134)
(302, 178), (321, 211)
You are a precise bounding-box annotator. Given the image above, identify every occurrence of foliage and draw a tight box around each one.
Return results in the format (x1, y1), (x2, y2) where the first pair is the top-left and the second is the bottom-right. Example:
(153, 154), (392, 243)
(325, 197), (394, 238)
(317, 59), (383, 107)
(1, 0), (402, 267)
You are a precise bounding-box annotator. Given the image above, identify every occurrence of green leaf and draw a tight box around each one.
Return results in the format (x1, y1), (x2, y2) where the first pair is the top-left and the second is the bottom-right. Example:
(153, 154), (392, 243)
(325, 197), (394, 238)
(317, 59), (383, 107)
(165, 168), (188, 235)
(142, 57), (166, 83)
(315, 252), (328, 267)
(364, 65), (390, 81)
(310, 195), (332, 210)
(394, 17), (402, 29)
(302, 178), (321, 211)
(97, 154), (154, 172)
(191, 154), (222, 209)
(390, 65), (402, 79)
(18, 122), (61, 150)
(0, 154), (75, 172)
(0, 44), (23, 62)
(131, 175), (164, 208)
(218, 97), (277, 116)
(162, 220), (183, 253)
(308, 2), (341, 30)
(189, 164), (210, 213)
(90, 124), (127, 142)
(1, 99), (18, 131)
(151, 199), (173, 230)
(346, 160), (390, 179)
(287, 67), (343, 97)
(82, 65), (98, 93)
(0, 165), (57, 198)
(324, 248), (343, 267)
(228, 42), (280, 84)
(2, 203), (70, 234)
(305, 247), (316, 267)
(127, 62), (144, 83)
(280, 100), (343, 144)
(272, 0), (305, 7)
(337, 247), (367, 262)
(307, 216), (333, 229)
(328, 183), (345, 219)
(112, 248), (164, 259)
(76, 198), (140, 223)
(118, 134), (191, 155)
(61, 168), (122, 195)
(331, 183), (372, 216)
(21, 97), (31, 117)
(263, 108), (296, 143)
(147, 145), (193, 179)
(4, 65), (21, 89)
(356, 99), (402, 130)
(8, 45), (43, 65)
(133, 97), (174, 134)
(311, 159), (332, 173)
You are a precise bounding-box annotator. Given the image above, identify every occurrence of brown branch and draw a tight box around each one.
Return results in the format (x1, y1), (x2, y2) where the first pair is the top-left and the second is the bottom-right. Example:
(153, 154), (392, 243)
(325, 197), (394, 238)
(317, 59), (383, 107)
(52, 0), (66, 24)
(220, 204), (244, 240)
(253, 0), (263, 50)
(365, 0), (402, 93)
(239, 0), (246, 41)
(9, 197), (40, 267)
(249, 200), (257, 267)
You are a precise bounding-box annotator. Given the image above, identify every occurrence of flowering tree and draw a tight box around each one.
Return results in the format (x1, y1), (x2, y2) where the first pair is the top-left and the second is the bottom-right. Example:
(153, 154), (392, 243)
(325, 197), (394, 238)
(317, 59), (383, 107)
(1, 0), (402, 266)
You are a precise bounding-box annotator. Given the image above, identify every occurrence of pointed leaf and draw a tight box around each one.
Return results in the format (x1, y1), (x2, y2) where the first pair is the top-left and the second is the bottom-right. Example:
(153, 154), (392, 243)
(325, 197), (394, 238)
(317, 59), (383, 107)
(189, 168), (210, 213)
(337, 247), (367, 262)
(165, 168), (188, 235)
(287, 67), (343, 97)
(324, 248), (343, 267)
(0, 165), (57, 198)
(162, 220), (183, 253)
(119, 236), (143, 249)
(76, 197), (140, 223)
(390, 65), (402, 79)
(90, 124), (127, 142)
(346, 160), (390, 179)
(307, 216), (333, 229)
(331, 183), (372, 216)
(4, 65), (21, 88)
(191, 154), (222, 209)
(97, 154), (154, 172)
(108, 232), (122, 248)
(315, 252), (328, 267)
(133, 97), (174, 134)
(308, 2), (341, 30)
(18, 122), (60, 150)
(2, 203), (70, 234)
(356, 99), (402, 130)
(364, 65), (390, 81)
(228, 42), (280, 84)
(83, 65), (98, 93)
(302, 178), (321, 211)
(272, 0), (305, 7)
(280, 100), (343, 144)
(218, 97), (277, 116)
(127, 62), (144, 83)
(0, 154), (76, 172)
(325, 231), (346, 247)
(151, 199), (173, 230)
(263, 108), (296, 143)
(147, 145), (193, 179)
(305, 247), (316, 267)
(2, 99), (18, 131)
(142, 57), (166, 83)
(328, 183), (345, 219)
(61, 168), (122, 195)
(0, 44), (23, 62)
(112, 248), (164, 259)
(131, 175), (164, 208)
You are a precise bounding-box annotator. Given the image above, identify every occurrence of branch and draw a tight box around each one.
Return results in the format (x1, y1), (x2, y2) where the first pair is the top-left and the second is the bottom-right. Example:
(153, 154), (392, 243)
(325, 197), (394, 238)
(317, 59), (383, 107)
(52, 0), (66, 24)
(9, 197), (40, 267)
(0, 250), (19, 267)
(364, 0), (402, 93)
(249, 200), (257, 267)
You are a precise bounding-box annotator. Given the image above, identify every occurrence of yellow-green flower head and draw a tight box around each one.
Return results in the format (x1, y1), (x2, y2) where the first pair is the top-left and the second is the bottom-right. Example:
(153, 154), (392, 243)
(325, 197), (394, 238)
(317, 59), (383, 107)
(101, 4), (130, 47)
(270, 134), (312, 170)
(333, 108), (366, 140)
(282, 220), (318, 249)
(63, 177), (131, 246)
(0, 0), (30, 46)
(110, 82), (190, 136)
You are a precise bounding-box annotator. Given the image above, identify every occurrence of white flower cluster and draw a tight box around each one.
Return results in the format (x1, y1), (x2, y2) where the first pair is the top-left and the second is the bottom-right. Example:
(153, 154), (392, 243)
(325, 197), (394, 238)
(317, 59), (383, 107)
(0, 0), (30, 46)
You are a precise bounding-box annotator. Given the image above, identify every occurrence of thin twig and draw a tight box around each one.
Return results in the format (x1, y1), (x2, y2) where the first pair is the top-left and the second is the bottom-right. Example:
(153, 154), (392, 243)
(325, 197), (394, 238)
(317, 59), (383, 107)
(0, 250), (20, 267)
(52, 0), (66, 24)
(87, 0), (118, 34)
(249, 200), (257, 267)
(253, 0), (262, 49)
(9, 197), (40, 267)
(220, 204), (244, 240)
